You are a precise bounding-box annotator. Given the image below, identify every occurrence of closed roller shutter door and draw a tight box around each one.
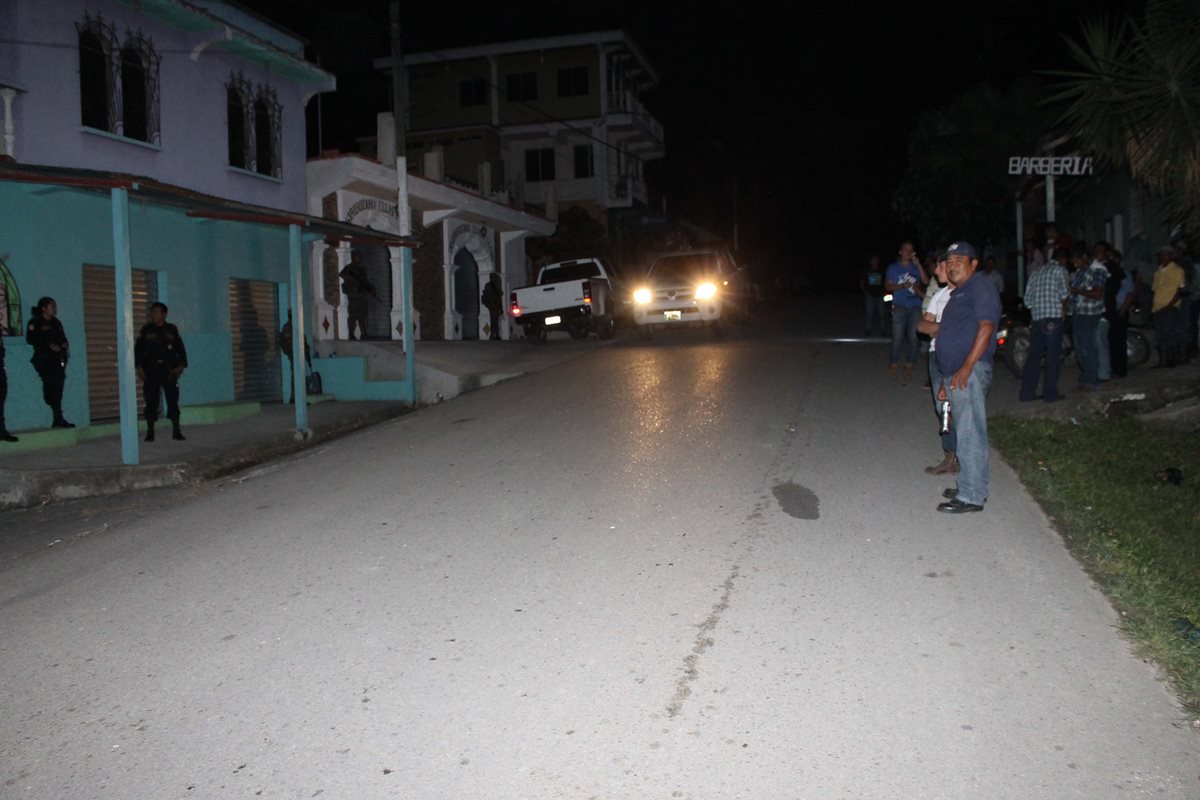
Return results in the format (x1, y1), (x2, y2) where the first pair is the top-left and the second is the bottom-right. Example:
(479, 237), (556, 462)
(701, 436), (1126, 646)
(82, 265), (158, 423)
(228, 278), (280, 402)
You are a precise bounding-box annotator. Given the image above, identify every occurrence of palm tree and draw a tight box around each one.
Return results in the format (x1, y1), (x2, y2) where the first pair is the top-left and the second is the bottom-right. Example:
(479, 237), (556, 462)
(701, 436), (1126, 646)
(1048, 0), (1200, 235)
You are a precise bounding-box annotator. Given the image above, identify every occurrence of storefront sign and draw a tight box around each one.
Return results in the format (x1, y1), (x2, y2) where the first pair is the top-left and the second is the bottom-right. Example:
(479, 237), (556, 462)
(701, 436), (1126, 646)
(1007, 156), (1094, 176)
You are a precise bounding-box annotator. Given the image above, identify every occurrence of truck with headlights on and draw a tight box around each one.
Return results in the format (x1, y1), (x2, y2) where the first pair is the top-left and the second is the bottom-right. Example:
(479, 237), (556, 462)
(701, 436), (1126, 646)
(631, 249), (747, 337)
(510, 258), (622, 343)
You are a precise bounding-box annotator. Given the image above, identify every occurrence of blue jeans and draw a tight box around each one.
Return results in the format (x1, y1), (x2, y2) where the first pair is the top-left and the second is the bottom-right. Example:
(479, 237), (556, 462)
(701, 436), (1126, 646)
(1096, 317), (1111, 380)
(890, 305), (921, 365)
(1072, 314), (1101, 386)
(948, 360), (992, 506)
(928, 350), (956, 454)
(1019, 318), (1064, 401)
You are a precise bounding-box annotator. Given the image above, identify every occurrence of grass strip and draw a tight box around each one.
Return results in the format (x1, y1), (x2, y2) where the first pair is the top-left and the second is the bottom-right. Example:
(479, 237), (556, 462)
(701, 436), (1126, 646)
(990, 416), (1200, 715)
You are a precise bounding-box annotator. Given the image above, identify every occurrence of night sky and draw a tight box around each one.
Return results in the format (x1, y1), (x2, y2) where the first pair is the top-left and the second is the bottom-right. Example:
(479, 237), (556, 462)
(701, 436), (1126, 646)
(244, 0), (1146, 283)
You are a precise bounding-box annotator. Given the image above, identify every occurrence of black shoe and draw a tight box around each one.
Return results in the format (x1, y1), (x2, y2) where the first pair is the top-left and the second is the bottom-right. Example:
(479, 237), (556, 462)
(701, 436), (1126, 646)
(942, 487), (957, 499)
(172, 429), (185, 441)
(0, 430), (18, 442)
(52, 418), (75, 429)
(938, 498), (984, 514)
(145, 427), (155, 442)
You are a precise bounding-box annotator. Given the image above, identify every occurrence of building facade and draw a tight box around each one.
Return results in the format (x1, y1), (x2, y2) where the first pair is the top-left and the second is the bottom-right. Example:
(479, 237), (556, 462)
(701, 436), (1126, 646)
(0, 0), (338, 437)
(307, 135), (554, 345)
(375, 31), (664, 226)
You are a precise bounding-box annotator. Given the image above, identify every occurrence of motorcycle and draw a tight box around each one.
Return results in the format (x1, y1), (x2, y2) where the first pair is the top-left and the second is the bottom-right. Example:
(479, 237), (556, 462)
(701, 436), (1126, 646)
(996, 302), (1152, 378)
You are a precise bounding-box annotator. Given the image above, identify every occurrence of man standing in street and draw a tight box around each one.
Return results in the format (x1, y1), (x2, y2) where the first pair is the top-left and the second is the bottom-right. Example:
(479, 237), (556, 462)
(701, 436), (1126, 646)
(860, 254), (887, 337)
(1067, 242), (1105, 390)
(983, 256), (1005, 299)
(340, 251), (376, 341)
(934, 242), (1000, 514)
(1152, 246), (1188, 367)
(1019, 247), (1071, 402)
(885, 241), (926, 382)
(136, 302), (188, 441)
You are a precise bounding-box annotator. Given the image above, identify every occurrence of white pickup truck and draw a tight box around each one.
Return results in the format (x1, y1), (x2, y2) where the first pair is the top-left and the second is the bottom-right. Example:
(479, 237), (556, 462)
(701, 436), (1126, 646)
(510, 258), (621, 343)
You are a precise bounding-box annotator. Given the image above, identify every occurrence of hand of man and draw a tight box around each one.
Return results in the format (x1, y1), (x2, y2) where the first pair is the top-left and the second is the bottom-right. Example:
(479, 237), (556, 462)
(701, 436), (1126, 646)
(171, 366), (184, 377)
(949, 365), (972, 391)
(937, 383), (948, 402)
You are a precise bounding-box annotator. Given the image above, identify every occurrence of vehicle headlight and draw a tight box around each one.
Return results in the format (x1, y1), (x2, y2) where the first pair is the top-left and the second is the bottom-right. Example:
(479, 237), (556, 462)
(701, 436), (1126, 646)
(633, 287), (652, 304)
(695, 282), (717, 300)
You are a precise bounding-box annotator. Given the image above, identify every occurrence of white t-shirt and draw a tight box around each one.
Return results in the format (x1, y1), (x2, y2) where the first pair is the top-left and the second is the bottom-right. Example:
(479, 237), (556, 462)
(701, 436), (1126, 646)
(927, 285), (953, 352)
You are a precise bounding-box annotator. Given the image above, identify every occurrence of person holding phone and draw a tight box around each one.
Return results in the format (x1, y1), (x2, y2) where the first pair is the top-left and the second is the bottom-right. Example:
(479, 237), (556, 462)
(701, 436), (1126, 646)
(885, 240), (926, 381)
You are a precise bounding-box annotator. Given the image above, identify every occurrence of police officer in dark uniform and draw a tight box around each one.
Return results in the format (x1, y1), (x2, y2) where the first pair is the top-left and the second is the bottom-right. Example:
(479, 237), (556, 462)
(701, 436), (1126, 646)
(26, 296), (74, 428)
(135, 302), (188, 441)
(0, 335), (18, 442)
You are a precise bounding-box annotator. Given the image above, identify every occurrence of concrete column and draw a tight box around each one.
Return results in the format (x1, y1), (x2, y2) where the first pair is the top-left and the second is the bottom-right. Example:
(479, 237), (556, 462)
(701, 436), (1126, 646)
(500, 229), (528, 340)
(443, 261), (459, 340)
(311, 240), (337, 340)
(388, 245), (403, 341)
(289, 224), (309, 434)
(110, 187), (138, 465)
(401, 246), (415, 402)
(335, 243), (351, 339)
(377, 112), (396, 164)
(1015, 200), (1025, 298)
(0, 88), (16, 158)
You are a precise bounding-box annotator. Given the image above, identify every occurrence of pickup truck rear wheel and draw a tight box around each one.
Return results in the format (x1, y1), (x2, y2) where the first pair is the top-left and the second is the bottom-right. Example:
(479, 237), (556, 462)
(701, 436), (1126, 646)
(598, 314), (616, 340)
(567, 320), (590, 340)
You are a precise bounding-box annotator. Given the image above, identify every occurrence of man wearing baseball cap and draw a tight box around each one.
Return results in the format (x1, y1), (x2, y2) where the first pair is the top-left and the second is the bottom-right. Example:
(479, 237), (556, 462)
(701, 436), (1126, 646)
(934, 241), (1001, 513)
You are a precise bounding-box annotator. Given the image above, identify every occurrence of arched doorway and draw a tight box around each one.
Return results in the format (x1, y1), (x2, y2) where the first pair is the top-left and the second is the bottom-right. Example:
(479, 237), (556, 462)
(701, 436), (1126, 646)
(452, 248), (480, 340)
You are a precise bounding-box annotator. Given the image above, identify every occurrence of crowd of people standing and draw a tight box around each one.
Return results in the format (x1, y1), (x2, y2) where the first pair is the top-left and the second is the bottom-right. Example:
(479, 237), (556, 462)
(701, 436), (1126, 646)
(860, 227), (1197, 516)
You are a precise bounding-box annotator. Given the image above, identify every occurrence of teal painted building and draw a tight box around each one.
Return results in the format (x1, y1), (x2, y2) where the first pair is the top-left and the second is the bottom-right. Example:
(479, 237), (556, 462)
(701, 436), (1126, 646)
(0, 173), (301, 431)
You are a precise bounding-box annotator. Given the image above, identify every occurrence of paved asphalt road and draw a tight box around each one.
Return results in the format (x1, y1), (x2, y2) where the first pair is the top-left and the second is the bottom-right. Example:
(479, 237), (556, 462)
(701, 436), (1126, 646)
(2, 300), (1197, 799)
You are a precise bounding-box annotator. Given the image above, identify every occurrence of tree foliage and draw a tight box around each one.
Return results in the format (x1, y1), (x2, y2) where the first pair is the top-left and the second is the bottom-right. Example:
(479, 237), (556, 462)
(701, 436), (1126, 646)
(892, 79), (1049, 249)
(1047, 0), (1200, 235)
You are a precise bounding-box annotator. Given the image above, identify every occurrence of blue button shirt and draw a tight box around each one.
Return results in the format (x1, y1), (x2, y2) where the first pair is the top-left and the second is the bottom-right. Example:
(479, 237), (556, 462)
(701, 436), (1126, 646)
(935, 272), (1002, 375)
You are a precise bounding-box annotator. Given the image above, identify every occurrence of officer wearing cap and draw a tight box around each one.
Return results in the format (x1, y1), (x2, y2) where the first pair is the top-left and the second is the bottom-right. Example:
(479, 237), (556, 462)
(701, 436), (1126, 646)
(136, 302), (188, 441)
(934, 242), (1001, 513)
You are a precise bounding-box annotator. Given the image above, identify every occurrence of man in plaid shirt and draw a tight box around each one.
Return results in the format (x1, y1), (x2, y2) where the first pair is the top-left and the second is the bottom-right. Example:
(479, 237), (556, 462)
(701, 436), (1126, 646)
(1019, 247), (1071, 402)
(1067, 241), (1106, 389)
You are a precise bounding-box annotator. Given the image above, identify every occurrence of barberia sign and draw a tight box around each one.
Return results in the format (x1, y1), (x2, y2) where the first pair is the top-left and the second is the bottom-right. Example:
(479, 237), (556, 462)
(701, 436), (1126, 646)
(1008, 156), (1094, 176)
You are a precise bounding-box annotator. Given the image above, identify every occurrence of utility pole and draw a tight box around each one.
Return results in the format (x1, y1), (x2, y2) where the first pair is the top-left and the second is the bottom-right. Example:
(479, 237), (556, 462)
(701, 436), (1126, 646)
(389, 1), (406, 161)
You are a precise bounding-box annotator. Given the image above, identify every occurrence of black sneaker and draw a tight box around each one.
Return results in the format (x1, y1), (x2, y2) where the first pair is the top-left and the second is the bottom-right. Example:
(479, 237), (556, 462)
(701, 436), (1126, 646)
(942, 487), (957, 499)
(0, 430), (18, 442)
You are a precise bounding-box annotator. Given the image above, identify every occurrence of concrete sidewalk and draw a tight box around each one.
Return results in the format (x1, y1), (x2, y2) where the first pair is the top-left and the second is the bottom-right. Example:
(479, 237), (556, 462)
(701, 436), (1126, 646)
(0, 333), (611, 510)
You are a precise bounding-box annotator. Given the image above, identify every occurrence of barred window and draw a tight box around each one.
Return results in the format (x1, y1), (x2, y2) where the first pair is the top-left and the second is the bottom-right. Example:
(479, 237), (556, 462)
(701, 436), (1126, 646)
(77, 15), (117, 132)
(253, 86), (281, 178)
(76, 15), (160, 144)
(227, 75), (252, 169)
(118, 35), (160, 144)
(226, 76), (281, 179)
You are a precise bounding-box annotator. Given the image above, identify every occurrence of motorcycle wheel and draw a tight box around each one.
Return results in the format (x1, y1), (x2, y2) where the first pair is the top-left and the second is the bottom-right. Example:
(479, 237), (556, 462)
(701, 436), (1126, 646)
(1127, 329), (1152, 367)
(1005, 328), (1030, 378)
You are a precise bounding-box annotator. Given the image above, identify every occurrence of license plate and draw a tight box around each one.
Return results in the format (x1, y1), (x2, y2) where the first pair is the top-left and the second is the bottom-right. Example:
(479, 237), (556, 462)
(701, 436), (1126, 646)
(664, 310), (682, 321)
(545, 315), (561, 325)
